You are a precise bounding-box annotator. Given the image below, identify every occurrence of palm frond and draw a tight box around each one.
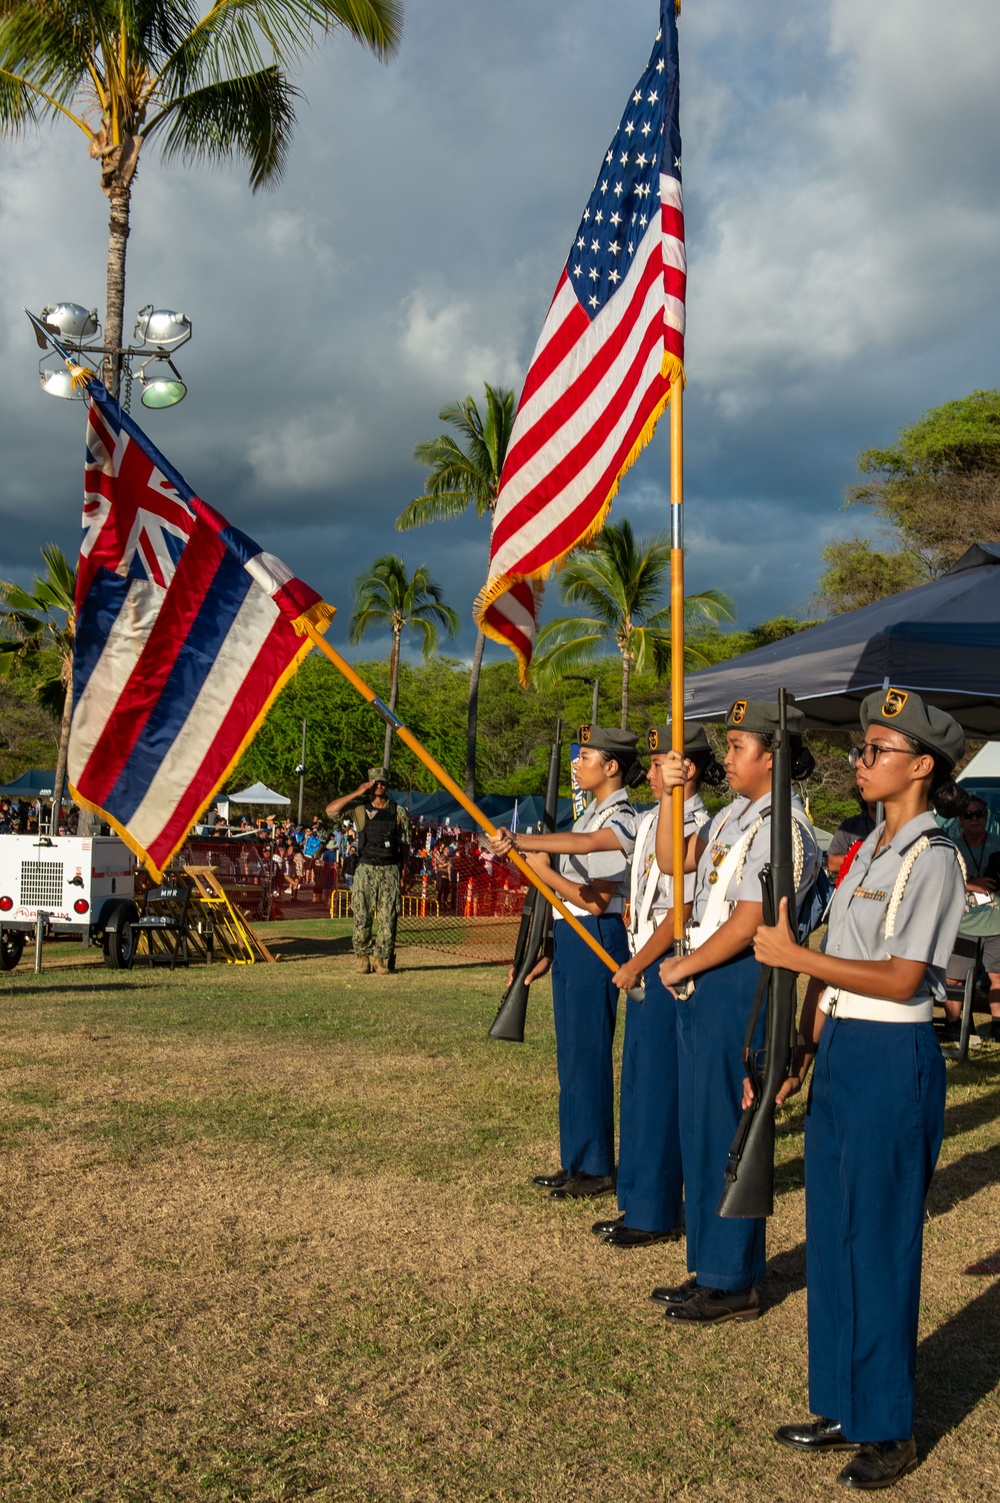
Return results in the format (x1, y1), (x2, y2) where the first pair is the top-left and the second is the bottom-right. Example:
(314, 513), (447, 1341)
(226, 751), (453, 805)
(395, 491), (470, 531)
(151, 65), (298, 189)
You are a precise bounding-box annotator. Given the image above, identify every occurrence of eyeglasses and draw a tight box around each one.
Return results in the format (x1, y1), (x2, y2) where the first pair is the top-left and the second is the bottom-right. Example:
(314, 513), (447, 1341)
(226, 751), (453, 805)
(963, 809), (988, 820)
(849, 742), (924, 770)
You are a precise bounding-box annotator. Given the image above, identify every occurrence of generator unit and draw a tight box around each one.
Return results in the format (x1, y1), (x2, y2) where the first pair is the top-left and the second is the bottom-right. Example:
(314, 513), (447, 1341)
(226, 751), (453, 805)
(0, 834), (139, 971)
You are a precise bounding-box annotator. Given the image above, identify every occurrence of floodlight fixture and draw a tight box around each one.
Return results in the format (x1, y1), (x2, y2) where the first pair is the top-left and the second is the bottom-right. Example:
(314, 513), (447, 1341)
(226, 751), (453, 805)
(38, 354), (94, 400)
(38, 302), (100, 346)
(133, 305), (192, 350)
(138, 354), (187, 409)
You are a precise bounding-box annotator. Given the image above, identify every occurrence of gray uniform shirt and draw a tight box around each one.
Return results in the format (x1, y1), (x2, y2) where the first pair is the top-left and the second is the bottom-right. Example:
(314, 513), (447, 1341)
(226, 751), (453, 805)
(635, 792), (709, 919)
(556, 788), (638, 917)
(691, 792), (821, 924)
(822, 812), (966, 1003)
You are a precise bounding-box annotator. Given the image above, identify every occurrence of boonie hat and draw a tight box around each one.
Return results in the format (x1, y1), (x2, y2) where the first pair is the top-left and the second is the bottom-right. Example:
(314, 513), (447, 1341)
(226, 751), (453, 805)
(726, 699), (805, 736)
(577, 725), (639, 762)
(367, 766), (391, 783)
(860, 688), (965, 769)
(646, 721), (711, 755)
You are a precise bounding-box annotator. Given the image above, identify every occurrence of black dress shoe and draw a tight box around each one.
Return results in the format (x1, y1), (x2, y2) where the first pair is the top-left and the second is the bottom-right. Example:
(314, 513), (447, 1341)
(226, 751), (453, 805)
(662, 1285), (761, 1323)
(650, 1277), (698, 1306)
(604, 1224), (679, 1248)
(775, 1418), (856, 1453)
(592, 1214), (625, 1237)
(837, 1439), (917, 1489)
(532, 1168), (568, 1189)
(549, 1172), (615, 1200)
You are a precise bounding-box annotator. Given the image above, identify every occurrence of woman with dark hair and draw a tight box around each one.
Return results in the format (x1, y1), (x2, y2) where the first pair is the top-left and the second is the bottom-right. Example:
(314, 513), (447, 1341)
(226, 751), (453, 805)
(652, 700), (821, 1323)
(600, 723), (723, 1247)
(754, 689), (967, 1490)
(490, 726), (643, 1200)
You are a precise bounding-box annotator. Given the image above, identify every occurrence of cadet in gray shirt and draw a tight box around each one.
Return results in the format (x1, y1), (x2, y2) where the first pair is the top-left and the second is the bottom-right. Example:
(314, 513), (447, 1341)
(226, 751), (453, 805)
(755, 688), (967, 1490)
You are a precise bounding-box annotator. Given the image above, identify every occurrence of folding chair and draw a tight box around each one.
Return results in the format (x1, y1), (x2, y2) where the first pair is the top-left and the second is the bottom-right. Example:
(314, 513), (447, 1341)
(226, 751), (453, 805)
(132, 880), (192, 970)
(943, 933), (984, 1063)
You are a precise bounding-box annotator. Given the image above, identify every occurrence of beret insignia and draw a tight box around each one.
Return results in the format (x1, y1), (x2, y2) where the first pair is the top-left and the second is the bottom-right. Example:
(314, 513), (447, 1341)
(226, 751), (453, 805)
(579, 724), (591, 744)
(730, 700), (747, 725)
(647, 728), (659, 751)
(882, 688), (908, 718)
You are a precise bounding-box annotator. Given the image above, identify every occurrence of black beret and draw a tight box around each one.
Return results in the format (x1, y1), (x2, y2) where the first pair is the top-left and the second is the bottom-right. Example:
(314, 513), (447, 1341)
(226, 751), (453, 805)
(860, 689), (965, 769)
(578, 725), (639, 760)
(645, 722), (711, 755)
(727, 699), (805, 736)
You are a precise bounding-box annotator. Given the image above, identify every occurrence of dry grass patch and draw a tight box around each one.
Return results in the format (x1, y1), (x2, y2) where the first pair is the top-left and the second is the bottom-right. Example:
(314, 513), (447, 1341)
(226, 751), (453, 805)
(0, 924), (997, 1500)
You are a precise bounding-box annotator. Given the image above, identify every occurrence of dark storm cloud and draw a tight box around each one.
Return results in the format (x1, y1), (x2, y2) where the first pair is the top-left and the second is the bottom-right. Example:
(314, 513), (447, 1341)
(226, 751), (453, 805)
(1, 0), (998, 651)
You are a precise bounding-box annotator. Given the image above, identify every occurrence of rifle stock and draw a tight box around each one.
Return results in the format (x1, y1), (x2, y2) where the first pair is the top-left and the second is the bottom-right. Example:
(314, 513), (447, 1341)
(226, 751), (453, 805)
(489, 720), (562, 1042)
(716, 689), (797, 1219)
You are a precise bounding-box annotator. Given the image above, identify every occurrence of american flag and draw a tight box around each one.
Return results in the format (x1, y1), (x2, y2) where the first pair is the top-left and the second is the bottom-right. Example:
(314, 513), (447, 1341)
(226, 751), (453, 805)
(69, 383), (333, 878)
(476, 1), (684, 681)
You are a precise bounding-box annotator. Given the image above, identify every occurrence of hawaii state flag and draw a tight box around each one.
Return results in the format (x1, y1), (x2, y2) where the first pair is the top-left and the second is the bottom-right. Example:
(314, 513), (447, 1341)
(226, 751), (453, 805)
(69, 382), (333, 878)
(476, 0), (685, 683)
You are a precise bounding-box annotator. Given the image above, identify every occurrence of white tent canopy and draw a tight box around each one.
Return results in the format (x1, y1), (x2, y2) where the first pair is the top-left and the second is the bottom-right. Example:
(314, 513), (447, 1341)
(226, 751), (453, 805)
(959, 743), (1000, 781)
(224, 782), (291, 806)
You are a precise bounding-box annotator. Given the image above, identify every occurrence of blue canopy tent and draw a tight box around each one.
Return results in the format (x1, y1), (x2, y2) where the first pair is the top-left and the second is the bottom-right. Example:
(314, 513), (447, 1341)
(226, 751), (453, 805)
(0, 768), (58, 798)
(682, 544), (1000, 736)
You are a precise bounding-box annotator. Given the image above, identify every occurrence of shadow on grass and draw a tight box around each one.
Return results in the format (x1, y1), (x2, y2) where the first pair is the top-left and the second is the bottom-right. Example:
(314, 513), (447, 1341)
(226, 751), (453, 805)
(916, 1278), (1000, 1455)
(265, 933), (355, 960)
(943, 1084), (1000, 1138)
(0, 981), (143, 997)
(926, 1142), (1000, 1218)
(763, 1240), (807, 1310)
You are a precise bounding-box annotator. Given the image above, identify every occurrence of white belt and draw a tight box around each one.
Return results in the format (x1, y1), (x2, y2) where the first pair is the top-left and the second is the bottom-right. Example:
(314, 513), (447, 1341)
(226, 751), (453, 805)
(819, 985), (933, 1025)
(555, 902), (624, 920)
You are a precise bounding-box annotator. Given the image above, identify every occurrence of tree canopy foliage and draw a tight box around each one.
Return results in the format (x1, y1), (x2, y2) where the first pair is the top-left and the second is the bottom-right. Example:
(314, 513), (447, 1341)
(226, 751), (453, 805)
(818, 388), (1000, 613)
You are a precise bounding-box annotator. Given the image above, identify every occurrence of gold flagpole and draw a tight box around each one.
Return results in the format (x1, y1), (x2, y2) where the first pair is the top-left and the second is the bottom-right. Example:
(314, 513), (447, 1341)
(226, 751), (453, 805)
(302, 623), (621, 974)
(670, 375), (686, 945)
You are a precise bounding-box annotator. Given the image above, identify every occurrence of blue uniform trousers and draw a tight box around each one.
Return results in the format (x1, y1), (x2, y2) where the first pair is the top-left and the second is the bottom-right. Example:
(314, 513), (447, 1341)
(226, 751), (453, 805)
(550, 914), (629, 1178)
(616, 959), (683, 1232)
(676, 949), (767, 1291)
(805, 1017), (945, 1441)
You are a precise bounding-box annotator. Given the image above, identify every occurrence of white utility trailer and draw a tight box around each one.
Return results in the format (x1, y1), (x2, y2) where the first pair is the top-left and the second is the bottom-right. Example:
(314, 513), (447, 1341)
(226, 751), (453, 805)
(0, 834), (139, 971)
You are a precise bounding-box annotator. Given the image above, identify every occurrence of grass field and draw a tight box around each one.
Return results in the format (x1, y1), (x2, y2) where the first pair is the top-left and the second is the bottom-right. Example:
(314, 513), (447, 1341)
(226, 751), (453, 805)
(0, 920), (998, 1502)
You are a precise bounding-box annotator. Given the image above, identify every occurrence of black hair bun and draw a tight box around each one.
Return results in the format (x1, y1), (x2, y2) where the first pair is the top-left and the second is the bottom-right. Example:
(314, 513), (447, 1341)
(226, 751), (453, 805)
(932, 778), (968, 819)
(792, 747), (816, 780)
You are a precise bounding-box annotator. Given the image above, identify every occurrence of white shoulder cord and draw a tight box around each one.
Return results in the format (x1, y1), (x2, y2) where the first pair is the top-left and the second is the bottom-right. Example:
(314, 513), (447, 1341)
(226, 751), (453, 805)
(883, 837), (967, 939)
(731, 814), (806, 893)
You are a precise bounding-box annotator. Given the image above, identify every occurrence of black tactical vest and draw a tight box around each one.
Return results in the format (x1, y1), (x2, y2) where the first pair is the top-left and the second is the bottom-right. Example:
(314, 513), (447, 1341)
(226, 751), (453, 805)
(356, 801), (401, 866)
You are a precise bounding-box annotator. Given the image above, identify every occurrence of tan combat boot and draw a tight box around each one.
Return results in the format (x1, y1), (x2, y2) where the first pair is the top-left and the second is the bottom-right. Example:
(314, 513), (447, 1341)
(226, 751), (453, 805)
(357, 956), (372, 975)
(371, 957), (390, 976)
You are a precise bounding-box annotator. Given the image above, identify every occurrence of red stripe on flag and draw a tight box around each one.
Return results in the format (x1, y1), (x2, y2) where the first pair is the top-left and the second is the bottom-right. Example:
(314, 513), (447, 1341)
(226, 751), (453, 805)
(75, 522), (227, 806)
(491, 309), (666, 557)
(146, 619), (307, 869)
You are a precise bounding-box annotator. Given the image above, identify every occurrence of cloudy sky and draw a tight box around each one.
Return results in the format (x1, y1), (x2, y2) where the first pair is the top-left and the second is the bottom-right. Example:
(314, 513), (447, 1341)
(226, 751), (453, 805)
(2, 0), (998, 670)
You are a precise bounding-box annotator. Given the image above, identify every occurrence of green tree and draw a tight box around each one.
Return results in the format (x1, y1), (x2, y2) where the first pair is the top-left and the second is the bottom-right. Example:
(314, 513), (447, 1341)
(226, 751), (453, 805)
(817, 388), (1000, 610)
(348, 555), (459, 766)
(396, 383), (516, 799)
(814, 537), (925, 616)
(532, 519), (733, 726)
(0, 545), (77, 825)
(0, 0), (402, 393)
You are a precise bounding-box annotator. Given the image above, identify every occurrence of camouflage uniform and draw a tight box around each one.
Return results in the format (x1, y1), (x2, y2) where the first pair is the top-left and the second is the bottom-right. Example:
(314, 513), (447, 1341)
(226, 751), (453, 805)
(352, 862), (402, 962)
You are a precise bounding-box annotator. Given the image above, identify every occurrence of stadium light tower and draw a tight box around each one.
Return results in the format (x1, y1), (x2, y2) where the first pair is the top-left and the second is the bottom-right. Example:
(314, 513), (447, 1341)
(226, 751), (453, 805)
(32, 301), (193, 411)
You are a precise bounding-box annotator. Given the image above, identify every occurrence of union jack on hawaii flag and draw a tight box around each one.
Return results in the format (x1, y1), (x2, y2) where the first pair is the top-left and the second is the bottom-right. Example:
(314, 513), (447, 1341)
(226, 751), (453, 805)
(476, 0), (685, 682)
(68, 382), (334, 879)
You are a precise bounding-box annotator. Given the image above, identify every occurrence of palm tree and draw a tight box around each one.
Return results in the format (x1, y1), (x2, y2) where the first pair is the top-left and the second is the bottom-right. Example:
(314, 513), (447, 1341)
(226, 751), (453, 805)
(0, 1), (402, 393)
(397, 382), (515, 798)
(0, 545), (77, 827)
(348, 555), (459, 766)
(531, 518), (733, 727)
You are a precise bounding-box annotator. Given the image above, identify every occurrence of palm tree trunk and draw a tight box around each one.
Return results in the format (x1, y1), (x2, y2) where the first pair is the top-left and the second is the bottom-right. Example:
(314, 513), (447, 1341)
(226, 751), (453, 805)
(620, 651), (631, 730)
(465, 628), (486, 801)
(104, 180), (132, 397)
(50, 668), (73, 835)
(383, 628), (401, 767)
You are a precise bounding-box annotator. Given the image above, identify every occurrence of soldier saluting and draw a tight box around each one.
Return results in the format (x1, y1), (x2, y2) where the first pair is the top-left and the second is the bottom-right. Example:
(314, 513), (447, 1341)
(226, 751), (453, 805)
(326, 767), (411, 975)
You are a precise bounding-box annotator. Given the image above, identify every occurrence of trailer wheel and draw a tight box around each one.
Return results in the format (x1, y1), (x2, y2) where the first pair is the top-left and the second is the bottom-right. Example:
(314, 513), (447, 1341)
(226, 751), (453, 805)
(102, 902), (138, 970)
(0, 928), (25, 972)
